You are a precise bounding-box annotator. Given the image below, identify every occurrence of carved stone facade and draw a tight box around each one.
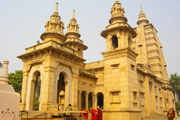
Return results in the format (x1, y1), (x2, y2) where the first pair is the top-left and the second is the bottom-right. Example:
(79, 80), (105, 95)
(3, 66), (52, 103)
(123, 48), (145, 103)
(18, 1), (174, 120)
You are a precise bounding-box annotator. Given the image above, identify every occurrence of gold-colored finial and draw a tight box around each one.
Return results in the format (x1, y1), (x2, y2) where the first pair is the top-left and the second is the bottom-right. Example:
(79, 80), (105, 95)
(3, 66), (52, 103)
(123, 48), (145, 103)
(73, 10), (75, 18)
(55, 2), (58, 13)
(140, 4), (143, 12)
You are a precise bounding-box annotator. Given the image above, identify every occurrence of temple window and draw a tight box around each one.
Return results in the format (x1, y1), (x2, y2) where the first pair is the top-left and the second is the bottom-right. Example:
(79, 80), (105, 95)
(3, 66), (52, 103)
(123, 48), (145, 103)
(112, 35), (118, 49)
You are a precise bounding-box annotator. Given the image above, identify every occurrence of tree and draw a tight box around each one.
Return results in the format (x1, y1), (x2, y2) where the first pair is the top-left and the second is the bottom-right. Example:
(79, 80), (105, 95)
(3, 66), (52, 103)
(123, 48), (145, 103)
(170, 73), (180, 101)
(0, 61), (2, 68)
(8, 70), (23, 94)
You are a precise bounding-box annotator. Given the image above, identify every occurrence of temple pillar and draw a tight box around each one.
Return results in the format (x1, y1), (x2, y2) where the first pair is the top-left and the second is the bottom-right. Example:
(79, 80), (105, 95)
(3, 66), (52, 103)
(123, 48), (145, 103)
(78, 90), (82, 110)
(144, 75), (150, 114)
(71, 73), (79, 110)
(93, 94), (97, 109)
(86, 92), (89, 110)
(41, 59), (56, 111)
(20, 63), (29, 111)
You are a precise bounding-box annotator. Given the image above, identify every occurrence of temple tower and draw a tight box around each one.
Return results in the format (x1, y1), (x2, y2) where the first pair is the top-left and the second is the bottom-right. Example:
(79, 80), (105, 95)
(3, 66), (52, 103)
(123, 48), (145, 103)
(18, 3), (86, 111)
(135, 5), (169, 80)
(41, 3), (65, 44)
(131, 5), (174, 114)
(101, 1), (141, 120)
(65, 10), (87, 58)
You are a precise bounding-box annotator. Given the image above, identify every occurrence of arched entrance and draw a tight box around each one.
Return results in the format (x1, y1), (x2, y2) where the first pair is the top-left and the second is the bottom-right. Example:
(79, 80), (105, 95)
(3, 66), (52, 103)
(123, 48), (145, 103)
(81, 91), (86, 109)
(88, 93), (93, 109)
(32, 71), (41, 111)
(97, 92), (104, 108)
(57, 72), (65, 110)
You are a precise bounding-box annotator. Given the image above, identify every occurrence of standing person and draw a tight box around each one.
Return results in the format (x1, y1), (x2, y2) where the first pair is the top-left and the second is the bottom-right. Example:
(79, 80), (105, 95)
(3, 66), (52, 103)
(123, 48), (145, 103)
(80, 108), (88, 120)
(65, 104), (73, 120)
(97, 106), (102, 120)
(83, 109), (88, 120)
(167, 107), (175, 120)
(90, 107), (98, 120)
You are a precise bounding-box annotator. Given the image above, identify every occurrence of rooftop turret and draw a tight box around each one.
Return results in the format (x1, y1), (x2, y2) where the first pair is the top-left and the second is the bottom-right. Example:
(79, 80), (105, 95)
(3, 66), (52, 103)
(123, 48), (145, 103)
(109, 0), (127, 24)
(137, 5), (149, 25)
(65, 10), (87, 58)
(40, 2), (65, 43)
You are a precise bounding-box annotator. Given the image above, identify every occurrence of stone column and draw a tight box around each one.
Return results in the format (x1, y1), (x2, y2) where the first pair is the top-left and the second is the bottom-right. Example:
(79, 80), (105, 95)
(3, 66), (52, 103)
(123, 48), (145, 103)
(161, 88), (165, 110)
(41, 58), (56, 111)
(79, 90), (82, 110)
(64, 81), (70, 108)
(151, 80), (156, 112)
(120, 31), (125, 48)
(20, 63), (31, 111)
(71, 73), (79, 110)
(125, 31), (129, 48)
(93, 94), (97, 109)
(106, 35), (112, 51)
(86, 92), (89, 109)
(144, 75), (150, 114)
(20, 67), (29, 111)
(117, 32), (120, 49)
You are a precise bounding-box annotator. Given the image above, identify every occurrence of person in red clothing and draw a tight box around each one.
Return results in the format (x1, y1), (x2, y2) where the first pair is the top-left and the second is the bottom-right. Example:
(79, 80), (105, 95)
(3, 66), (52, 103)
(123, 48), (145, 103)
(167, 107), (175, 120)
(90, 107), (98, 120)
(83, 109), (88, 119)
(97, 106), (102, 120)
(80, 108), (88, 119)
(80, 108), (84, 118)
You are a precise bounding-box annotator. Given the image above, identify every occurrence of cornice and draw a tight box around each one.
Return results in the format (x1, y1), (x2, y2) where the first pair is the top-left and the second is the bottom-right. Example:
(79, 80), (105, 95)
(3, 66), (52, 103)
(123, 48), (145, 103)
(79, 69), (97, 80)
(101, 23), (137, 38)
(17, 41), (85, 66)
(102, 48), (138, 61)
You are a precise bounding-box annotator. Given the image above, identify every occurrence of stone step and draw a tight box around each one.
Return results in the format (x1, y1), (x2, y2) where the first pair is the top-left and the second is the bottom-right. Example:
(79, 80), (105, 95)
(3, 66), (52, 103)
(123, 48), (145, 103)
(143, 113), (167, 120)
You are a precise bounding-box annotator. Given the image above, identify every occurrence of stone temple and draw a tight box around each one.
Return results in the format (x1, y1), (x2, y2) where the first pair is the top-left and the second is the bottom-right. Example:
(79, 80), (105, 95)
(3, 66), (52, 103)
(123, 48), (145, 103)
(18, 1), (174, 120)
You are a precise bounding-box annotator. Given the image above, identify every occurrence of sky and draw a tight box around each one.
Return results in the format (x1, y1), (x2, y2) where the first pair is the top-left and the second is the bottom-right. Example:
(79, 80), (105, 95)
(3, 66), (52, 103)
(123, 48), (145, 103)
(0, 0), (180, 77)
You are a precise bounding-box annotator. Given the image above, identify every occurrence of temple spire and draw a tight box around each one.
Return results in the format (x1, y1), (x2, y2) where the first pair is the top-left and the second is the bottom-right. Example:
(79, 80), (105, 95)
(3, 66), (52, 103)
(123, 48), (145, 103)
(109, 0), (127, 24)
(40, 2), (65, 43)
(65, 10), (87, 56)
(73, 10), (75, 19)
(0, 60), (9, 83)
(66, 10), (79, 34)
(140, 4), (143, 12)
(137, 5), (149, 25)
(54, 2), (58, 13)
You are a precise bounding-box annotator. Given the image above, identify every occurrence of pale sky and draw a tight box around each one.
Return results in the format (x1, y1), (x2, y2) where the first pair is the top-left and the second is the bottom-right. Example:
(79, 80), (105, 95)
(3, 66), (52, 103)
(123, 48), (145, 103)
(0, 0), (180, 77)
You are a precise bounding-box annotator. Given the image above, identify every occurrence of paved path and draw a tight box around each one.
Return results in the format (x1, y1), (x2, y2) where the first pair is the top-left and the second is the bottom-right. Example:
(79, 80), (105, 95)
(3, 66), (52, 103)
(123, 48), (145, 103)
(176, 116), (180, 120)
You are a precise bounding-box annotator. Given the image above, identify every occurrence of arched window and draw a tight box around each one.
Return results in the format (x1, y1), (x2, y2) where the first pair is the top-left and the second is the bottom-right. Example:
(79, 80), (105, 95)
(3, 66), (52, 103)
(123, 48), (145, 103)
(81, 91), (86, 109)
(33, 71), (41, 111)
(112, 35), (118, 49)
(97, 92), (104, 109)
(88, 93), (93, 109)
(57, 73), (65, 105)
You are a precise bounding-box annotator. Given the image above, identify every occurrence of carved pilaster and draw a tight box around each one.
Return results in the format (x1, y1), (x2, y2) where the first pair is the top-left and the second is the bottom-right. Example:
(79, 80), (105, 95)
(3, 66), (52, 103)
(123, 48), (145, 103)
(71, 67), (79, 110)
(20, 63), (29, 111)
(86, 91), (89, 109)
(41, 59), (57, 111)
(144, 75), (150, 114)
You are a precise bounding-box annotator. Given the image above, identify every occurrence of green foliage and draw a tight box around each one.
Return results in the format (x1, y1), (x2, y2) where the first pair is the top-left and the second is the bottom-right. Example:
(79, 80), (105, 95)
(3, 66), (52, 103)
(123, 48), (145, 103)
(0, 62), (2, 68)
(8, 70), (23, 94)
(176, 102), (180, 111)
(33, 96), (39, 110)
(170, 73), (180, 93)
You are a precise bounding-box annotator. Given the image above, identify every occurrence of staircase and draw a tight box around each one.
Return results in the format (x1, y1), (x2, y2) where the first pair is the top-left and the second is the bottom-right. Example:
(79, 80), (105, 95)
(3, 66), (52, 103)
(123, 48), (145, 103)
(143, 113), (167, 120)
